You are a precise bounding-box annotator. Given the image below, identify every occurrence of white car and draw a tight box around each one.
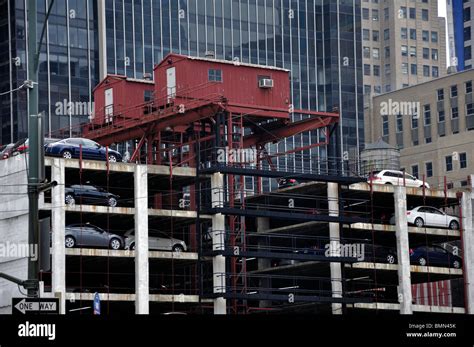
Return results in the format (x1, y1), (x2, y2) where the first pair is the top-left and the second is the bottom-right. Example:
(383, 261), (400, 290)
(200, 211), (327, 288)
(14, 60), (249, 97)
(368, 170), (430, 189)
(407, 206), (460, 230)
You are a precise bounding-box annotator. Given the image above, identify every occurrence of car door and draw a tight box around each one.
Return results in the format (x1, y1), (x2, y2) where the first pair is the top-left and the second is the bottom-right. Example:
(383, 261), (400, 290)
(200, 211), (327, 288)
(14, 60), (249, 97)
(155, 232), (173, 250)
(75, 226), (96, 247)
(79, 139), (97, 160)
(72, 185), (87, 205)
(432, 246), (449, 266)
(88, 226), (109, 248)
(82, 186), (100, 204)
(423, 207), (437, 227)
(416, 207), (427, 226)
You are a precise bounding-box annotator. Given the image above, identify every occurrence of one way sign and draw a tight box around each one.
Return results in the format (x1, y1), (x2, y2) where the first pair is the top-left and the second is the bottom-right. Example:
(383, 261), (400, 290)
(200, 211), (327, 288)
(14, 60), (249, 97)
(13, 298), (59, 315)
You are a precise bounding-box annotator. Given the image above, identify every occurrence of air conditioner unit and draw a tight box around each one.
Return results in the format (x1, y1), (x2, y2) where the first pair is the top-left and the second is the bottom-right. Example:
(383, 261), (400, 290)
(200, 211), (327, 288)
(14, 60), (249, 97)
(259, 78), (274, 89)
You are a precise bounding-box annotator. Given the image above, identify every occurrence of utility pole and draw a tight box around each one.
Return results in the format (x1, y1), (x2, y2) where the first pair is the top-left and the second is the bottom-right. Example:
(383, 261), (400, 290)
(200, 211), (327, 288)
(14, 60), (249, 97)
(27, 0), (40, 297)
(26, 0), (55, 297)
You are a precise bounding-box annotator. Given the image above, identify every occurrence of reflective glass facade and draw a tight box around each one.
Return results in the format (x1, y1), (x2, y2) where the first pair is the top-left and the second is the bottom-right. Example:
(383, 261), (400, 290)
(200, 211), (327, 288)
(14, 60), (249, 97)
(103, 0), (364, 183)
(0, 0), (99, 145)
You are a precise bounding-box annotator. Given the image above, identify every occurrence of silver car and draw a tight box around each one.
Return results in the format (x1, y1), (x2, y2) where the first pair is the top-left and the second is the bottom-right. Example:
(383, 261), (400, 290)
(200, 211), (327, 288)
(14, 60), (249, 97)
(65, 224), (124, 250)
(124, 229), (187, 252)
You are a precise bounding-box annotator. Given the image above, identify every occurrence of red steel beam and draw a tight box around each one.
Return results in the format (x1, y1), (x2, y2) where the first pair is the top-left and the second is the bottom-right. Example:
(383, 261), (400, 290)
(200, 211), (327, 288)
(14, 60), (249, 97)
(243, 114), (337, 147)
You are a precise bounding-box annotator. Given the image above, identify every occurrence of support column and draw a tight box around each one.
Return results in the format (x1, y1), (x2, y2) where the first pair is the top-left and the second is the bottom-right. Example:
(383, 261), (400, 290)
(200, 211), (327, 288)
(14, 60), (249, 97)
(328, 182), (342, 315)
(257, 217), (271, 308)
(211, 173), (226, 314)
(394, 186), (413, 314)
(51, 159), (66, 314)
(134, 165), (149, 314)
(461, 192), (474, 314)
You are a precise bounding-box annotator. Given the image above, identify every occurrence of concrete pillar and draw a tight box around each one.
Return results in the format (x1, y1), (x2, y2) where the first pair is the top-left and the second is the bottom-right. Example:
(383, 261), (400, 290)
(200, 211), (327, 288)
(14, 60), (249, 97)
(461, 192), (474, 314)
(134, 165), (149, 314)
(211, 173), (226, 314)
(256, 217), (271, 308)
(51, 159), (66, 314)
(394, 186), (413, 314)
(328, 182), (342, 315)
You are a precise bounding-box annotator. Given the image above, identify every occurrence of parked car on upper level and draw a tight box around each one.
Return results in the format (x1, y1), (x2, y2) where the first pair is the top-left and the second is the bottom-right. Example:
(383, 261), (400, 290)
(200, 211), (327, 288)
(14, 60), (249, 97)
(410, 245), (462, 269)
(407, 206), (460, 230)
(65, 185), (120, 207)
(45, 138), (122, 162)
(368, 170), (430, 189)
(65, 224), (124, 250)
(0, 143), (15, 160)
(124, 229), (187, 252)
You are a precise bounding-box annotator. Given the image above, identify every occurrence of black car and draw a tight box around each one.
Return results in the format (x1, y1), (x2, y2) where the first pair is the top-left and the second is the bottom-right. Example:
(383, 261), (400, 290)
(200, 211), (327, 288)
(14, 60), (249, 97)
(65, 185), (120, 207)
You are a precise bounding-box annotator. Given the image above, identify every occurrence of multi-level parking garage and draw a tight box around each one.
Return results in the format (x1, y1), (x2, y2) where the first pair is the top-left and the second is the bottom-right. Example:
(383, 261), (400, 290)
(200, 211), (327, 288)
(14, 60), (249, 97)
(0, 149), (473, 315)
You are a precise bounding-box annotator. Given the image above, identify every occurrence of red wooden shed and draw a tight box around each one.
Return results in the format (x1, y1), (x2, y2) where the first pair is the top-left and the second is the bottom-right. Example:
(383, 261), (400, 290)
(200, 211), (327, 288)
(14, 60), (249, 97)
(153, 53), (291, 119)
(91, 74), (155, 126)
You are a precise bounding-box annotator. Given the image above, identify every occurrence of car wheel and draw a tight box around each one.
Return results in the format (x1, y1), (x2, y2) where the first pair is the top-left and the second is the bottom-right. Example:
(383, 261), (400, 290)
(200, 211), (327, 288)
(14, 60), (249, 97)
(172, 245), (184, 253)
(414, 217), (424, 228)
(62, 150), (73, 159)
(418, 257), (427, 266)
(65, 236), (76, 248)
(108, 154), (117, 163)
(453, 260), (461, 269)
(386, 254), (396, 264)
(65, 194), (75, 206)
(449, 220), (459, 230)
(385, 182), (392, 185)
(108, 197), (117, 207)
(109, 238), (121, 250)
(129, 243), (135, 251)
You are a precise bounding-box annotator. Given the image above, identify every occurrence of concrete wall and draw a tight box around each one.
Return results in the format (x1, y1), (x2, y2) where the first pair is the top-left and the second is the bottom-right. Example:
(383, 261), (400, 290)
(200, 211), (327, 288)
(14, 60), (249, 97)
(0, 155), (29, 313)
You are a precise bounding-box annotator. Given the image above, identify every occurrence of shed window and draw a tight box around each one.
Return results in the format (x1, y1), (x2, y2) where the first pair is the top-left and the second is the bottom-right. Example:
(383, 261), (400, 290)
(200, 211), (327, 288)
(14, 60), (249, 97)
(208, 69), (222, 82)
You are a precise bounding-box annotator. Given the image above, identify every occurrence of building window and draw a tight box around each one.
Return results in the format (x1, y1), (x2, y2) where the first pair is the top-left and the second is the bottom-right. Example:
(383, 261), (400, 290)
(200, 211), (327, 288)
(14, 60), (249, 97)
(400, 7), (407, 19)
(401, 63), (408, 74)
(372, 9), (379, 21)
(411, 64), (417, 75)
(364, 64), (371, 76)
(401, 28), (407, 40)
(410, 46), (417, 57)
(465, 46), (472, 61)
(208, 69), (222, 82)
(425, 137), (432, 144)
(423, 65), (430, 77)
(373, 65), (380, 76)
(363, 46), (371, 58)
(422, 30), (429, 42)
(363, 8), (369, 20)
(422, 9), (429, 21)
(382, 115), (389, 136)
(411, 115), (418, 129)
(432, 66), (439, 77)
(467, 103), (474, 117)
(424, 105), (431, 125)
(438, 110), (445, 123)
(384, 29), (390, 40)
(432, 49), (438, 61)
(465, 27), (471, 41)
(144, 90), (153, 102)
(396, 114), (403, 133)
(423, 48), (430, 59)
(425, 162), (433, 178)
(460, 153), (468, 169)
(466, 81), (472, 94)
(409, 8), (416, 19)
(363, 29), (370, 41)
(437, 89), (444, 101)
(373, 30), (379, 41)
(446, 156), (453, 172)
(411, 165), (419, 179)
(373, 48), (380, 59)
(451, 85), (458, 98)
(410, 29), (417, 40)
(452, 107), (459, 119)
(431, 31), (438, 43)
(385, 46), (390, 58)
(401, 45), (408, 56)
